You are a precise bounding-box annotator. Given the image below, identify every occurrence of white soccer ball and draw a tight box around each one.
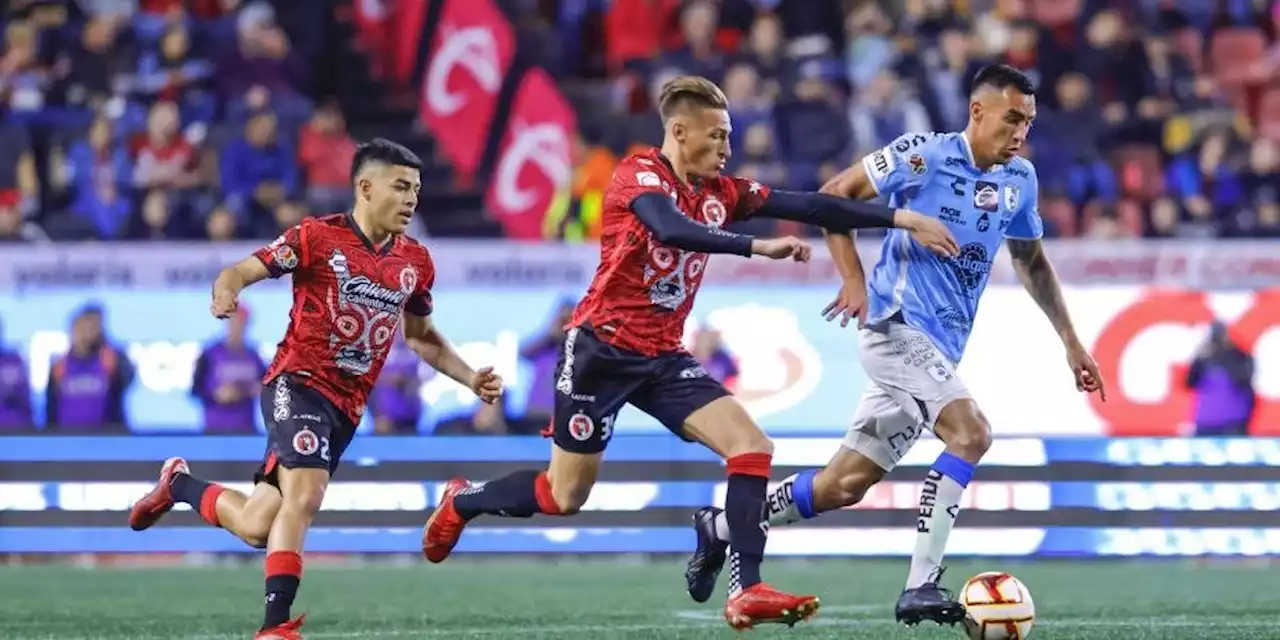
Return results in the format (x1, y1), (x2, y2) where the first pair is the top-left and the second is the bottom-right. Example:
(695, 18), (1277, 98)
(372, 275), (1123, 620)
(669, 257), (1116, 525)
(958, 572), (1035, 639)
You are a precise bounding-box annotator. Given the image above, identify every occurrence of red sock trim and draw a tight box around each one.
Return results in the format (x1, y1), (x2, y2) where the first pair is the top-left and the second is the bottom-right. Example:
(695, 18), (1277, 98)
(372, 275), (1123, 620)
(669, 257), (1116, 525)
(265, 551), (303, 578)
(198, 485), (226, 527)
(534, 472), (562, 515)
(726, 452), (772, 479)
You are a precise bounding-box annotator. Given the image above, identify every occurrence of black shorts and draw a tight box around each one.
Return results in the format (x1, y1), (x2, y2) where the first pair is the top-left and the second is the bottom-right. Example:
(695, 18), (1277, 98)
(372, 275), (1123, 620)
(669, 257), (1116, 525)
(253, 373), (358, 487)
(550, 326), (731, 454)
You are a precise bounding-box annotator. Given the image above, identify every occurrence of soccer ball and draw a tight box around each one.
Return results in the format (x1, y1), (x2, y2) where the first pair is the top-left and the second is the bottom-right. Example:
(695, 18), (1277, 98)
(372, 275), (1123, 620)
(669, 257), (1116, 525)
(958, 572), (1035, 639)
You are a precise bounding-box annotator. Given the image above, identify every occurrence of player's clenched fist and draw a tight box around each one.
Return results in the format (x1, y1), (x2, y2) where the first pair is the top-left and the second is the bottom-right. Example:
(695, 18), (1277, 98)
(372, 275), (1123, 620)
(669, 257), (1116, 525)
(751, 236), (811, 262)
(470, 366), (504, 404)
(210, 289), (239, 319)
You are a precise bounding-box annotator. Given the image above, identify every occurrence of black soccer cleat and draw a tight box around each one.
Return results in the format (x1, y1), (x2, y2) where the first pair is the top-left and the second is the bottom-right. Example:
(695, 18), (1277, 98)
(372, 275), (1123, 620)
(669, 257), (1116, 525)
(894, 567), (966, 627)
(685, 506), (728, 603)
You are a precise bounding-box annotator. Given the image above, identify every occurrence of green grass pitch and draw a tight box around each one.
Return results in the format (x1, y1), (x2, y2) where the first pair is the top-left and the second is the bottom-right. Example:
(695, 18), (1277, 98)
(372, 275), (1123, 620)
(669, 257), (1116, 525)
(2, 558), (1275, 639)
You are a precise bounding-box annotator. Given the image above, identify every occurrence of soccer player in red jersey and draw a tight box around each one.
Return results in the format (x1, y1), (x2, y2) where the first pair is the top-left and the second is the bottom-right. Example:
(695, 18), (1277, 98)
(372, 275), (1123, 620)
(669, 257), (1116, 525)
(127, 139), (503, 640)
(421, 76), (958, 630)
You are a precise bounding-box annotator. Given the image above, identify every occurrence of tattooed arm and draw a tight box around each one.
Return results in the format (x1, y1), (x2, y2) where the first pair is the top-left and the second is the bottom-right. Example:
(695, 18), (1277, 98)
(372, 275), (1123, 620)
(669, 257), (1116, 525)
(1006, 239), (1078, 344)
(1007, 238), (1108, 399)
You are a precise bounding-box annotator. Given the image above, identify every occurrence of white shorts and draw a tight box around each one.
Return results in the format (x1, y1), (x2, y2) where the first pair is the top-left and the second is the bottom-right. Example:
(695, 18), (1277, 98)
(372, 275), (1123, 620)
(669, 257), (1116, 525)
(842, 321), (972, 472)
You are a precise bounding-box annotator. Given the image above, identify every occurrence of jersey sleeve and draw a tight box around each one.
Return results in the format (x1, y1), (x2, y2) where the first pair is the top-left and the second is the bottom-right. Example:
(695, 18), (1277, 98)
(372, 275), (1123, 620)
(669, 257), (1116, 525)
(611, 156), (670, 207)
(404, 249), (436, 317)
(859, 132), (936, 197)
(1003, 164), (1044, 240)
(253, 219), (313, 278)
(725, 175), (772, 221)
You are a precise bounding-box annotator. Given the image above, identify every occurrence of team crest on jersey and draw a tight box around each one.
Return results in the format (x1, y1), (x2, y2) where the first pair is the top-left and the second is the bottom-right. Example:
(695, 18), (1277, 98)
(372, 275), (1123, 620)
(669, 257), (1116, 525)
(908, 153), (927, 175)
(1004, 185), (1020, 212)
(399, 266), (418, 294)
(568, 412), (594, 441)
(702, 197), (727, 227)
(292, 429), (319, 456)
(273, 245), (298, 270)
(635, 171), (661, 187)
(974, 181), (999, 212)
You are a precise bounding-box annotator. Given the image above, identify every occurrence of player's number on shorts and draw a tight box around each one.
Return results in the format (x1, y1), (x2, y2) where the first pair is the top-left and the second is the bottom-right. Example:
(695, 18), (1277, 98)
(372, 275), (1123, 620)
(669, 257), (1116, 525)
(319, 437), (331, 463)
(600, 415), (614, 442)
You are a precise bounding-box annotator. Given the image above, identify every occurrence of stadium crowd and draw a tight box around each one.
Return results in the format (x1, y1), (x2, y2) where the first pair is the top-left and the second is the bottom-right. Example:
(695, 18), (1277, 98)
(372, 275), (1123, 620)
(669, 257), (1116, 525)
(557, 0), (1280, 240)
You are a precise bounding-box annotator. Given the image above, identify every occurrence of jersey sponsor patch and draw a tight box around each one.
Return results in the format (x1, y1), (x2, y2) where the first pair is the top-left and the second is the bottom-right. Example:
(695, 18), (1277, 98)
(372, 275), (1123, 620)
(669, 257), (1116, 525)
(635, 171), (661, 187)
(1004, 185), (1020, 211)
(273, 245), (298, 270)
(867, 150), (894, 180)
(974, 181), (999, 211)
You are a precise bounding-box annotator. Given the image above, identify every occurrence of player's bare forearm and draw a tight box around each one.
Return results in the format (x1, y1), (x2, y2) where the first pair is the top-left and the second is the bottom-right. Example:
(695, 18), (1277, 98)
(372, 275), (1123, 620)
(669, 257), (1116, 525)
(820, 164), (879, 202)
(213, 257), (270, 297)
(822, 229), (866, 286)
(1007, 239), (1080, 346)
(403, 315), (475, 387)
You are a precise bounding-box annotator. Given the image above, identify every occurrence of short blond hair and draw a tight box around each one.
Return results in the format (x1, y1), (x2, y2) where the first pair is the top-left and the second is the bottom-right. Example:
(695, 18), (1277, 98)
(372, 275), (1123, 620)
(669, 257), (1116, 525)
(657, 76), (728, 121)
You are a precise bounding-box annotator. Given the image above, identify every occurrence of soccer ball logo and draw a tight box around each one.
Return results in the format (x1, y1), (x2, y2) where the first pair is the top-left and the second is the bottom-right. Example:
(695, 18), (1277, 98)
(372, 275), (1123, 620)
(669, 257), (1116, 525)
(702, 197), (726, 227)
(959, 572), (1035, 640)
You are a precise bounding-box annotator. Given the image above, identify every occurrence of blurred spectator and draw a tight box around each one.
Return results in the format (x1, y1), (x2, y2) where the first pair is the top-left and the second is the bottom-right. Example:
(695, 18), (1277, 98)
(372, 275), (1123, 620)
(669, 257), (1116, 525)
(62, 116), (134, 239)
(206, 202), (238, 240)
(65, 11), (134, 112)
(738, 13), (789, 102)
(1240, 138), (1280, 236)
(973, 0), (1027, 59)
(45, 305), (134, 432)
(191, 306), (266, 434)
(297, 102), (356, 213)
(604, 0), (681, 73)
(692, 328), (738, 392)
(134, 23), (217, 124)
(1185, 321), (1256, 436)
(0, 317), (32, 429)
(1146, 196), (1184, 238)
(0, 188), (44, 242)
(372, 338), (425, 435)
(271, 200), (307, 235)
(132, 101), (201, 195)
(735, 121), (787, 186)
(435, 396), (535, 436)
(1166, 129), (1245, 235)
(216, 2), (307, 101)
(721, 62), (772, 157)
(130, 188), (191, 238)
(844, 2), (897, 89)
(658, 0), (726, 82)
(849, 70), (930, 156)
(220, 110), (298, 227)
(921, 25), (984, 133)
(519, 299), (576, 430)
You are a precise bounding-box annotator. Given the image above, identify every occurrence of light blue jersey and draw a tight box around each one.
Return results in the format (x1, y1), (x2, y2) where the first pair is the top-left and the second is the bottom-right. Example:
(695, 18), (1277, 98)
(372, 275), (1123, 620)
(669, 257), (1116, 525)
(861, 131), (1043, 363)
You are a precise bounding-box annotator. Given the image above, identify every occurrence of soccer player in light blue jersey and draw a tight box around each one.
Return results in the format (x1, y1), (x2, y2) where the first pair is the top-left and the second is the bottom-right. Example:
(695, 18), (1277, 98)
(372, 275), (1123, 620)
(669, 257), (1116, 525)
(684, 64), (1109, 626)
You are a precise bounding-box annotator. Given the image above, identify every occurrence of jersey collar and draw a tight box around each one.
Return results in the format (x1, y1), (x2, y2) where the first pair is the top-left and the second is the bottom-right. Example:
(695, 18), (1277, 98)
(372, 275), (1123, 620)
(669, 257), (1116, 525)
(959, 132), (1003, 173)
(344, 211), (397, 256)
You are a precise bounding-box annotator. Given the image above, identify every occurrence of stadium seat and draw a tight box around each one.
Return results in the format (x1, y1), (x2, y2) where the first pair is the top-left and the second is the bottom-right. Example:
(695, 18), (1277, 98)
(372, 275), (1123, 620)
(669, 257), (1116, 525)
(1210, 27), (1267, 86)
(1258, 87), (1280, 142)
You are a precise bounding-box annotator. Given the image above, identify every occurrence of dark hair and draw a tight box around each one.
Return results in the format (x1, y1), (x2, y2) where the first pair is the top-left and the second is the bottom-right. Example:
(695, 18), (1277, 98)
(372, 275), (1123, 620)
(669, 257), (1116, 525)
(970, 64), (1036, 97)
(350, 138), (423, 183)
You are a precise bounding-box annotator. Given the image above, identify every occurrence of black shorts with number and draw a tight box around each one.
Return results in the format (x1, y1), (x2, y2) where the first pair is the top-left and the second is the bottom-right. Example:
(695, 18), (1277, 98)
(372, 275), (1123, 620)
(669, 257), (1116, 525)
(253, 373), (359, 487)
(551, 326), (731, 454)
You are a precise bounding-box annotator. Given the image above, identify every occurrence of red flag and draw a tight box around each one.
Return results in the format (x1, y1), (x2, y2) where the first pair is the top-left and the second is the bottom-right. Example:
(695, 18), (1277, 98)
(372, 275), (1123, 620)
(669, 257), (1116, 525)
(387, 0), (430, 85)
(417, 0), (516, 178)
(485, 68), (578, 240)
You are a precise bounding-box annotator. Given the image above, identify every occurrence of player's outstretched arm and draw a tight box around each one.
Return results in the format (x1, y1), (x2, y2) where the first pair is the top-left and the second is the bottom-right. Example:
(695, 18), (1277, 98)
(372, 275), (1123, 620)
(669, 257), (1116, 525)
(631, 193), (808, 260)
(402, 314), (503, 404)
(210, 257), (270, 319)
(1007, 238), (1107, 400)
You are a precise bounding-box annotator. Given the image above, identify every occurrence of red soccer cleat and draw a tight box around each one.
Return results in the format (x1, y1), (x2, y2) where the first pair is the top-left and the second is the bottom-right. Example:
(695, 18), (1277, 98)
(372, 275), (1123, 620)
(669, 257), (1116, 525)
(422, 478), (471, 563)
(723, 583), (820, 630)
(127, 456), (190, 531)
(254, 615), (305, 639)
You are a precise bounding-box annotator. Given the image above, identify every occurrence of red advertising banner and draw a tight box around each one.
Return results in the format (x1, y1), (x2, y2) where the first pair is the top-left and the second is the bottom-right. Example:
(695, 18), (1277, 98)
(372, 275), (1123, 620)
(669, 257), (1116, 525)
(377, 0), (429, 85)
(417, 0), (515, 177)
(484, 68), (578, 239)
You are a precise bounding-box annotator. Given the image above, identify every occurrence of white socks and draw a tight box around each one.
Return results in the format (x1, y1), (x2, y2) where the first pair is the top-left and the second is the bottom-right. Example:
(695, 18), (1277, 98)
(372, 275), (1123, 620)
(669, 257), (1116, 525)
(906, 452), (974, 589)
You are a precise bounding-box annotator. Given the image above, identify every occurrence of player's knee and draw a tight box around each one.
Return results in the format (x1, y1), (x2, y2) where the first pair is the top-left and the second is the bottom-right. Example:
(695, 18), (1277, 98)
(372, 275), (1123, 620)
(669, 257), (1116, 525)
(241, 516), (274, 549)
(947, 419), (992, 461)
(281, 483), (327, 518)
(243, 532), (269, 549)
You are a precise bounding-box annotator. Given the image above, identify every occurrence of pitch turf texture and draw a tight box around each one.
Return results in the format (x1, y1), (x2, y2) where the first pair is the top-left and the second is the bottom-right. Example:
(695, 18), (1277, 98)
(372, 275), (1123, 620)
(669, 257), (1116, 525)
(3, 558), (1276, 639)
